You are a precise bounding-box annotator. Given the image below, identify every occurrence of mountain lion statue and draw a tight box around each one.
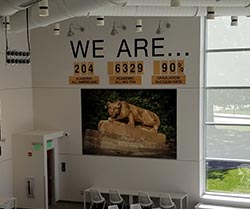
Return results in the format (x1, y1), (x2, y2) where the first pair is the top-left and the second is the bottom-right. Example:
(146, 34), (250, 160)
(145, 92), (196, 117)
(107, 101), (160, 132)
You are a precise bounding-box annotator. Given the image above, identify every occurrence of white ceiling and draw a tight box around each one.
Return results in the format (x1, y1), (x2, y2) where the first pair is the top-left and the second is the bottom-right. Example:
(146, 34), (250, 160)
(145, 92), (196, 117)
(2, 0), (250, 17)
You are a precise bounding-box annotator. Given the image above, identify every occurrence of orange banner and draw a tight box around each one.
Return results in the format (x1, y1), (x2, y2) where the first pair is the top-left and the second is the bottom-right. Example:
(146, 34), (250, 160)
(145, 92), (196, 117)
(152, 75), (186, 85)
(69, 76), (100, 85)
(109, 76), (141, 85)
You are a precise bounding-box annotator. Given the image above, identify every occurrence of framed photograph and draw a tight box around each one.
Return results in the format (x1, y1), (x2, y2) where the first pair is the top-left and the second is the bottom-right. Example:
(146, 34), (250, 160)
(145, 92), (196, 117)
(81, 89), (177, 159)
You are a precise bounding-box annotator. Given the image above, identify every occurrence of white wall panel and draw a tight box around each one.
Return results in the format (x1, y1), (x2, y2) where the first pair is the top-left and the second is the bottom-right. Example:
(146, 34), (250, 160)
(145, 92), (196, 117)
(0, 31), (33, 196)
(32, 87), (200, 208)
(177, 88), (200, 161)
(33, 88), (81, 154)
(31, 17), (200, 89)
(59, 154), (199, 208)
(31, 16), (202, 209)
(0, 89), (34, 159)
(0, 160), (13, 196)
(0, 88), (34, 196)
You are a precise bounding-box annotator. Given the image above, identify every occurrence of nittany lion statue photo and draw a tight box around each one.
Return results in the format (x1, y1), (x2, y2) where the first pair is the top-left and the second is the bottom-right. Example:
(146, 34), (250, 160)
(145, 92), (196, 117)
(107, 101), (161, 133)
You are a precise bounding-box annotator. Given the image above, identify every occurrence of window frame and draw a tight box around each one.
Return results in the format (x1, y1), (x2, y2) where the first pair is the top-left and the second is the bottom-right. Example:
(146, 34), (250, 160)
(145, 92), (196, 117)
(202, 16), (250, 206)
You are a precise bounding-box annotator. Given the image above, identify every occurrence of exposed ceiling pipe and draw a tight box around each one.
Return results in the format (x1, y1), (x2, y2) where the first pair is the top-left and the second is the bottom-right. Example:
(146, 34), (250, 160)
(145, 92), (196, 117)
(6, 0), (127, 32)
(0, 0), (41, 16)
(91, 6), (202, 17)
(126, 0), (250, 7)
(89, 6), (250, 17)
(4, 0), (250, 33)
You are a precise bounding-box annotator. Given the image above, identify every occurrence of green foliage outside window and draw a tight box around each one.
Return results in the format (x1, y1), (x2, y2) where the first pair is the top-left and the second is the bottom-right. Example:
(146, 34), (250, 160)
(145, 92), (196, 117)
(207, 168), (250, 194)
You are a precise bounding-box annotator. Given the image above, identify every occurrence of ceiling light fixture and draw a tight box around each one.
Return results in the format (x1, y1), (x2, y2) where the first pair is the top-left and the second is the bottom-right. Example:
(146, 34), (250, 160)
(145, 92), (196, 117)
(67, 23), (84, 37)
(110, 21), (126, 36)
(207, 6), (215, 19)
(170, 0), (180, 7)
(231, 16), (238, 26)
(136, 19), (142, 32)
(39, 0), (49, 17)
(96, 16), (104, 26)
(53, 23), (60, 35)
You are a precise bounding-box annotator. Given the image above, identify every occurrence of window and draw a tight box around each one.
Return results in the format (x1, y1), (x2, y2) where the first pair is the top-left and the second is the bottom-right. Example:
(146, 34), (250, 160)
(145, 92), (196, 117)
(205, 17), (250, 196)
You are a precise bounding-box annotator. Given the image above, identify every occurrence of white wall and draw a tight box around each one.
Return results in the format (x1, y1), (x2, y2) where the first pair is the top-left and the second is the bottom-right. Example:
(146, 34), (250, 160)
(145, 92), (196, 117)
(12, 134), (45, 209)
(0, 30), (34, 196)
(31, 16), (202, 209)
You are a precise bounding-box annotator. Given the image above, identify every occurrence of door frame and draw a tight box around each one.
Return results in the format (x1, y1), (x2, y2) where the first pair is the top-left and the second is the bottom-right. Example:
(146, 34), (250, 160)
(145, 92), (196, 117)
(44, 138), (59, 209)
(47, 148), (55, 206)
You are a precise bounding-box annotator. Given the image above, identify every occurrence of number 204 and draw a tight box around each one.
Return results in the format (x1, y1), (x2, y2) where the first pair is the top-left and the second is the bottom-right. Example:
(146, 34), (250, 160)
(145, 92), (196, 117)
(74, 63), (94, 74)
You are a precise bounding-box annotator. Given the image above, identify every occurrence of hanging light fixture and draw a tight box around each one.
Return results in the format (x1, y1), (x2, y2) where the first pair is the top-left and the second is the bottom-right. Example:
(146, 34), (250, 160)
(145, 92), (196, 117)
(39, 0), (49, 17)
(136, 19), (142, 32)
(207, 6), (215, 20)
(170, 0), (180, 7)
(53, 23), (60, 35)
(96, 16), (104, 26)
(5, 9), (31, 65)
(231, 16), (238, 26)
(2, 16), (10, 30)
